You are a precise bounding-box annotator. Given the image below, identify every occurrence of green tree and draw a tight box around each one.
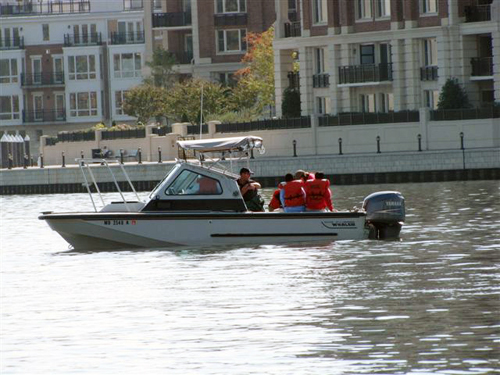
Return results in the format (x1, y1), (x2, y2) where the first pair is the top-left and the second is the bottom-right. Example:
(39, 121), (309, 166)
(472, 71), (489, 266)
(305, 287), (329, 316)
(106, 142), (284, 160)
(437, 78), (471, 109)
(122, 84), (168, 123)
(164, 78), (232, 124)
(281, 88), (301, 118)
(144, 47), (178, 88)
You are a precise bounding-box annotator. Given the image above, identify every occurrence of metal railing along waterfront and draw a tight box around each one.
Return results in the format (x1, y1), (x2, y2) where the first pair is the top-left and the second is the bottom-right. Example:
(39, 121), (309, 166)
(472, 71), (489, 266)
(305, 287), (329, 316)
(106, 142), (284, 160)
(110, 31), (145, 45)
(152, 125), (173, 136)
(101, 128), (146, 140)
(23, 110), (66, 123)
(187, 124), (209, 135)
(152, 12), (192, 28)
(0, 0), (90, 16)
(318, 111), (420, 127)
(214, 13), (247, 26)
(216, 117), (311, 133)
(64, 32), (102, 46)
(339, 63), (393, 84)
(471, 57), (493, 77)
(21, 72), (64, 86)
(420, 66), (438, 81)
(464, 5), (491, 22)
(430, 107), (500, 121)
(0, 37), (24, 50)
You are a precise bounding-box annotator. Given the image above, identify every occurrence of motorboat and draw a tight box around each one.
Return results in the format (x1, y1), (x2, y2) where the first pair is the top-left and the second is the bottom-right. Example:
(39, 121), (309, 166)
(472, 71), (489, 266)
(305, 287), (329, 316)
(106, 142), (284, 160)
(39, 136), (405, 250)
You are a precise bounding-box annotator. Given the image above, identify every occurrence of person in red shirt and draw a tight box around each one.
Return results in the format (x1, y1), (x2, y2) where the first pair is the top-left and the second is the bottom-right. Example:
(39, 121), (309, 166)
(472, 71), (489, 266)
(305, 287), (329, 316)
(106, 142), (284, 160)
(304, 172), (334, 212)
(268, 182), (285, 212)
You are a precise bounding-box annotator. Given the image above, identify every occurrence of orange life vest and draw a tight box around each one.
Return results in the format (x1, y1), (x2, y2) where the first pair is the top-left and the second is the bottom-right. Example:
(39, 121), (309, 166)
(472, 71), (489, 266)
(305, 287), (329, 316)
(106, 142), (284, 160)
(269, 189), (282, 210)
(305, 179), (331, 210)
(283, 180), (305, 207)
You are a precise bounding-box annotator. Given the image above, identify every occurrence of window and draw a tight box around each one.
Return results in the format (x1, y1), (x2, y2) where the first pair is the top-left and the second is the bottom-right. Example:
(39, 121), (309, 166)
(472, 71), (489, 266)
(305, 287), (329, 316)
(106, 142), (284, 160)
(424, 90), (439, 109)
(115, 90), (128, 115)
(379, 93), (394, 112)
(69, 92), (98, 117)
(217, 29), (246, 53)
(215, 72), (237, 86)
(166, 170), (223, 195)
(113, 53), (142, 78)
(42, 24), (50, 41)
(375, 0), (391, 17)
(0, 96), (20, 120)
(0, 59), (18, 83)
(314, 48), (326, 74)
(0, 27), (20, 47)
(361, 94), (376, 112)
(421, 0), (437, 14)
(68, 55), (96, 80)
(313, 0), (328, 24)
(216, 0), (246, 13)
(316, 97), (327, 115)
(357, 0), (372, 19)
(423, 38), (437, 66)
(360, 45), (375, 65)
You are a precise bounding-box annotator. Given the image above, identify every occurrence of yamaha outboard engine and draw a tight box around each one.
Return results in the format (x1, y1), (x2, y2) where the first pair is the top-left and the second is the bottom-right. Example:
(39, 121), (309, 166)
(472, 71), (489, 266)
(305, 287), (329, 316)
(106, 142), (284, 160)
(363, 191), (405, 240)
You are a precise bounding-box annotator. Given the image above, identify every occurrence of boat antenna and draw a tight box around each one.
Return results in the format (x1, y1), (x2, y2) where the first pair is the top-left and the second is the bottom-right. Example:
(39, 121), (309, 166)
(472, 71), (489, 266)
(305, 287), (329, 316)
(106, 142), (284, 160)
(199, 83), (204, 139)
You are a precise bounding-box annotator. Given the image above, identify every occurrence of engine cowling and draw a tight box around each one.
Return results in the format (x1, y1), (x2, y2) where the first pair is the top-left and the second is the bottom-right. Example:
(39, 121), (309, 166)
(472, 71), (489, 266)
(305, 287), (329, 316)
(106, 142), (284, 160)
(363, 191), (405, 239)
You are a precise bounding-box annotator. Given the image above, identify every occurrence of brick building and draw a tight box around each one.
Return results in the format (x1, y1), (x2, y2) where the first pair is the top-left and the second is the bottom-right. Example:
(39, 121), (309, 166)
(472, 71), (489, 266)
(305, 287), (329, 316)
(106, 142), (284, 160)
(274, 0), (499, 117)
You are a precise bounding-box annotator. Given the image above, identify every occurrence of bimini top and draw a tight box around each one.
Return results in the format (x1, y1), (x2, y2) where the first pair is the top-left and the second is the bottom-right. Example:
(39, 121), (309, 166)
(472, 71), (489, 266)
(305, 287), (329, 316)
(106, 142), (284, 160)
(177, 136), (263, 153)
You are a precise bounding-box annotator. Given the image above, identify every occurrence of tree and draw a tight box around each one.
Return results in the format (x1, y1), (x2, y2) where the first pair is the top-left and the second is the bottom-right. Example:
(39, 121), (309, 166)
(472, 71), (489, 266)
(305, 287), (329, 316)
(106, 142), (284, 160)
(144, 47), (178, 88)
(235, 26), (275, 113)
(281, 87), (301, 118)
(437, 78), (471, 109)
(164, 78), (233, 124)
(122, 84), (168, 123)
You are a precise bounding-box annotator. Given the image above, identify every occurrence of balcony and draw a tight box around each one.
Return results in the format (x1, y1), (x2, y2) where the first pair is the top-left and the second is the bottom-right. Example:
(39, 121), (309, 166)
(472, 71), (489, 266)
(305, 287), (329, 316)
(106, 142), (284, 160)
(123, 0), (143, 11)
(64, 32), (102, 47)
(0, 1), (90, 16)
(284, 21), (301, 38)
(23, 109), (66, 123)
(110, 31), (145, 45)
(420, 65), (438, 81)
(471, 57), (493, 77)
(338, 63), (393, 85)
(313, 73), (330, 88)
(21, 72), (65, 87)
(287, 71), (300, 89)
(214, 13), (247, 26)
(0, 36), (24, 50)
(464, 5), (491, 22)
(171, 51), (194, 65)
(153, 12), (192, 28)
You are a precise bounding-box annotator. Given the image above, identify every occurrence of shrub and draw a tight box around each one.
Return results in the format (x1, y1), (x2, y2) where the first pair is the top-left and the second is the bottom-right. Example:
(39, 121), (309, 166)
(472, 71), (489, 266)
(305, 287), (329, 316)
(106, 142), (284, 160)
(437, 78), (471, 110)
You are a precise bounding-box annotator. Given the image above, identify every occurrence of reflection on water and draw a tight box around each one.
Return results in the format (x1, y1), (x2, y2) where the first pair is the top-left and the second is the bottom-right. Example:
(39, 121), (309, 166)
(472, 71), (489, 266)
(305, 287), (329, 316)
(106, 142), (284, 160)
(1, 180), (499, 374)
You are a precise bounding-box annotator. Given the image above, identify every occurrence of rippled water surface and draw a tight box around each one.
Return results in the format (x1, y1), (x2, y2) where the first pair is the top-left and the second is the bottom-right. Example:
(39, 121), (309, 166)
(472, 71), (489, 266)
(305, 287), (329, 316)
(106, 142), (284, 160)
(1, 180), (499, 374)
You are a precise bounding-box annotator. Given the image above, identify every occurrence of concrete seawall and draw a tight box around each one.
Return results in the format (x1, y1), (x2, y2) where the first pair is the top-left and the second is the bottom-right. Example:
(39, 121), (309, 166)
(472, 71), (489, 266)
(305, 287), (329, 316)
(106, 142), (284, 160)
(1, 148), (499, 195)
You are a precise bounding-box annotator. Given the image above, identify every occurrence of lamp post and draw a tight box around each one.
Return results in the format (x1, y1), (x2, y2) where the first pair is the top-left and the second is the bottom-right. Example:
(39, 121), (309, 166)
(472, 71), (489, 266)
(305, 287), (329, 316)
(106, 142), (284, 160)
(460, 132), (465, 170)
(293, 140), (297, 157)
(376, 136), (381, 154)
(61, 151), (66, 167)
(418, 134), (422, 152)
(138, 147), (142, 164)
(158, 146), (162, 163)
(338, 137), (343, 155)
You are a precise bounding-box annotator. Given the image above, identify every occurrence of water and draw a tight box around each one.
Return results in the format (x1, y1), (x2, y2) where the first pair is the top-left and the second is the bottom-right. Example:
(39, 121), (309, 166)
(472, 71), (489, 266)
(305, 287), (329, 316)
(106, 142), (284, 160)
(1, 180), (499, 374)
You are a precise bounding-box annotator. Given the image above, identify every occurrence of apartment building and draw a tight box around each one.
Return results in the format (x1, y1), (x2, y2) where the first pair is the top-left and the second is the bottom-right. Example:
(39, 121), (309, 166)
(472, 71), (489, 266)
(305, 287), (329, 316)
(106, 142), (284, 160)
(274, 0), (500, 117)
(143, 0), (275, 84)
(0, 0), (147, 150)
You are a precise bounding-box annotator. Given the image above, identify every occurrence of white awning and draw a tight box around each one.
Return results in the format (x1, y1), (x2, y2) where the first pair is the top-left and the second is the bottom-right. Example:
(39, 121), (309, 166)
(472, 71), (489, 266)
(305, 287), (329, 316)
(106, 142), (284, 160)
(177, 136), (263, 153)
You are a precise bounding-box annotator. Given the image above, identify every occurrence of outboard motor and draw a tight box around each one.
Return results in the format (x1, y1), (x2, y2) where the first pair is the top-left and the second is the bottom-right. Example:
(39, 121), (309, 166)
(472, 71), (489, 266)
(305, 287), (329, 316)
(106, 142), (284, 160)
(363, 191), (405, 240)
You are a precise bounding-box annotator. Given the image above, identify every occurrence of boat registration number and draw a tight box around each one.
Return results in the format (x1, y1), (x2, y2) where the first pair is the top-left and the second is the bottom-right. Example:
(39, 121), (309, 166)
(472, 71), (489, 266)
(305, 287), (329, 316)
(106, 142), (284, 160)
(103, 220), (137, 226)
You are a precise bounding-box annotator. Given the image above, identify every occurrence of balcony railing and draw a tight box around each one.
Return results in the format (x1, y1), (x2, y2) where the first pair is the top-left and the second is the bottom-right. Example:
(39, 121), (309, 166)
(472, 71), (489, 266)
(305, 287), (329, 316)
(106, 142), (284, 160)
(23, 110), (66, 123)
(287, 71), (300, 89)
(21, 72), (65, 87)
(338, 63), (393, 85)
(0, 1), (90, 16)
(284, 21), (301, 38)
(110, 31), (145, 45)
(471, 57), (493, 77)
(172, 51), (194, 65)
(214, 13), (247, 26)
(153, 12), (192, 28)
(64, 32), (102, 46)
(313, 73), (330, 88)
(430, 107), (500, 121)
(421, 65), (438, 81)
(0, 36), (24, 50)
(464, 5), (491, 22)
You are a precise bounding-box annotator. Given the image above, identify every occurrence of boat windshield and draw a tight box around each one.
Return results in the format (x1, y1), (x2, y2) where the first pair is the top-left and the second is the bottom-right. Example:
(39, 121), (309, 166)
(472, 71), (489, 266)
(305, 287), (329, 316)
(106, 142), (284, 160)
(166, 170), (223, 196)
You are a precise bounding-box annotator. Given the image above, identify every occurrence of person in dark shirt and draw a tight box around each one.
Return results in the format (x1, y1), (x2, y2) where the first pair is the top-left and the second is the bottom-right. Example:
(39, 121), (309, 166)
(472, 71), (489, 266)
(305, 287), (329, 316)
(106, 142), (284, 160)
(236, 167), (264, 212)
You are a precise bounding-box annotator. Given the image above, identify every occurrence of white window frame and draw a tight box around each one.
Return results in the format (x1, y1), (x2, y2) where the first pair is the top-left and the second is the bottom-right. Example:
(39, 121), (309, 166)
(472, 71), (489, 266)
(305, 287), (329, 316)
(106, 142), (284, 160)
(0, 95), (20, 120)
(114, 90), (128, 115)
(113, 52), (142, 79)
(375, 0), (391, 18)
(69, 91), (98, 117)
(217, 29), (246, 53)
(68, 55), (96, 80)
(215, 0), (246, 14)
(422, 38), (438, 66)
(424, 90), (439, 109)
(0, 58), (18, 84)
(313, 0), (328, 24)
(361, 94), (376, 112)
(421, 0), (438, 15)
(357, 0), (373, 20)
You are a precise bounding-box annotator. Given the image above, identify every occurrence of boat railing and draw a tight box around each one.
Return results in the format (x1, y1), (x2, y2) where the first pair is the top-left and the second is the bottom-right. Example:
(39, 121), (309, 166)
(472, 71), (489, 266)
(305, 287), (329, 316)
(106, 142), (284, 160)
(76, 158), (142, 212)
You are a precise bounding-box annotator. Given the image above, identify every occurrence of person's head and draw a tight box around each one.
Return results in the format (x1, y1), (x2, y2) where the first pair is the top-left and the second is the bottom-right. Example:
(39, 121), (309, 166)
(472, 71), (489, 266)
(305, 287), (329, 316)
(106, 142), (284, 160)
(315, 172), (325, 180)
(285, 173), (294, 182)
(294, 170), (305, 180)
(239, 167), (253, 182)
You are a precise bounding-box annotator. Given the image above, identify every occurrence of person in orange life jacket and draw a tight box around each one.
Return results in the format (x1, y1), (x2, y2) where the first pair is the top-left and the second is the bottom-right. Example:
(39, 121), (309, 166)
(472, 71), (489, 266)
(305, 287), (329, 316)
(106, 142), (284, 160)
(280, 173), (306, 212)
(268, 182), (286, 212)
(304, 172), (334, 212)
(295, 170), (315, 183)
(237, 167), (264, 211)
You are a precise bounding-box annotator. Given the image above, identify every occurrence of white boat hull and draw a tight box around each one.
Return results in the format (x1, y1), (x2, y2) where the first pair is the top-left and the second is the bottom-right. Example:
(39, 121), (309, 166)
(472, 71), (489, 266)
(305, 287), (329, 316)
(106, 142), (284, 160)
(41, 212), (370, 250)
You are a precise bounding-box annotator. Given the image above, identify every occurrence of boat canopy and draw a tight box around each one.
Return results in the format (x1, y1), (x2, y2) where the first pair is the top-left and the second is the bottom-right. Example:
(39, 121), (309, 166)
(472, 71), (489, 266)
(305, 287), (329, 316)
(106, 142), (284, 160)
(177, 136), (263, 153)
